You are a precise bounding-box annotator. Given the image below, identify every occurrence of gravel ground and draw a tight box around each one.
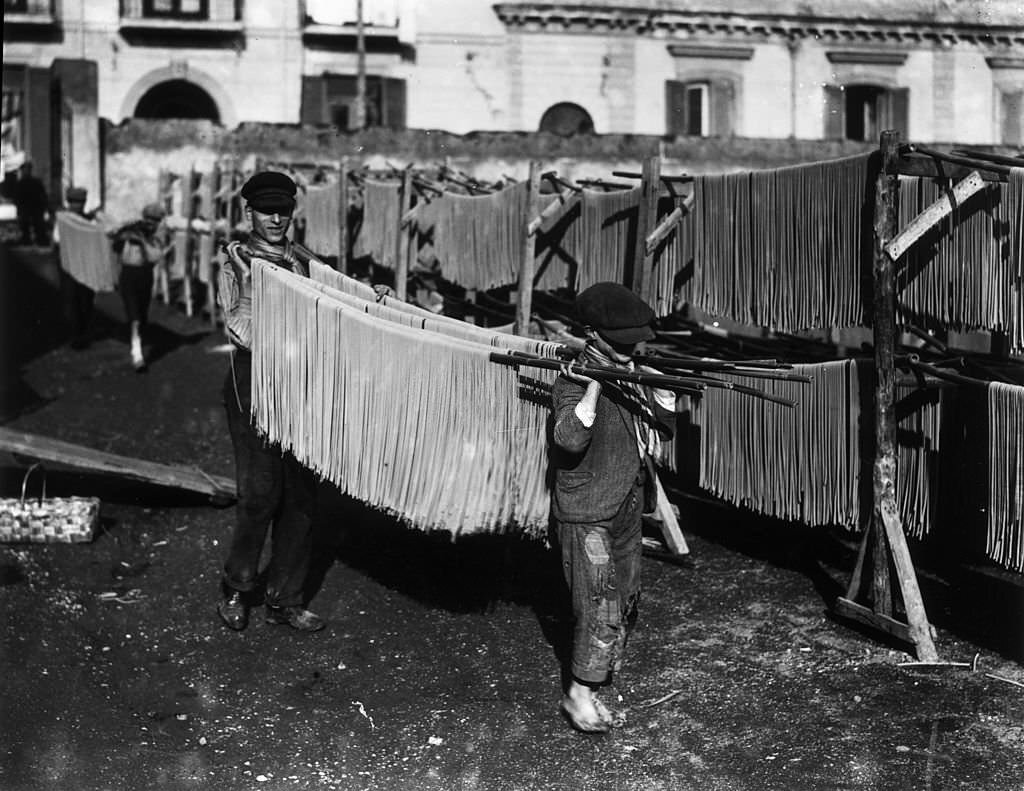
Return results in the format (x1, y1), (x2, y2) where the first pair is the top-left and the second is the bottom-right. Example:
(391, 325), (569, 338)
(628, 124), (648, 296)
(2, 244), (1023, 791)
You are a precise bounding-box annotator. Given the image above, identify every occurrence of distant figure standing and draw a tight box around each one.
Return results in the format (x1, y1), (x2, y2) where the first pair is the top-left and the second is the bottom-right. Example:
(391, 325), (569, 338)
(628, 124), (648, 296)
(53, 186), (105, 349)
(112, 203), (168, 371)
(14, 160), (50, 246)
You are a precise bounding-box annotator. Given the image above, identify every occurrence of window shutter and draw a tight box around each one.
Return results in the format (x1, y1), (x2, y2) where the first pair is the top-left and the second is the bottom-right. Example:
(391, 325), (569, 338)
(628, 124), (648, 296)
(665, 80), (688, 136)
(383, 78), (407, 130)
(888, 87), (909, 136)
(1002, 90), (1023, 145)
(824, 85), (845, 139)
(709, 78), (735, 136)
(300, 75), (326, 125)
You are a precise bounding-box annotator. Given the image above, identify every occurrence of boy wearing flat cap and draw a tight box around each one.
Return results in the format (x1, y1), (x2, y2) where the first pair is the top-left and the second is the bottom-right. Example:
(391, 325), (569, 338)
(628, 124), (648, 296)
(550, 282), (676, 733)
(215, 170), (325, 634)
(112, 201), (170, 370)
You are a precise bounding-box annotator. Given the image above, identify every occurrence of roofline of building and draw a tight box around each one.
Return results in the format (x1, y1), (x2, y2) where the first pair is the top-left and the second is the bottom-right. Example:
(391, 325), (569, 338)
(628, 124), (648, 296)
(492, 3), (1024, 48)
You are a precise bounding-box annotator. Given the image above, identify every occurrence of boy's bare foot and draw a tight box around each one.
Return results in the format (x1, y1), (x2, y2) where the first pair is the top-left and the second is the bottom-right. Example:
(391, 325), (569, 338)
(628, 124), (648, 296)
(561, 681), (611, 733)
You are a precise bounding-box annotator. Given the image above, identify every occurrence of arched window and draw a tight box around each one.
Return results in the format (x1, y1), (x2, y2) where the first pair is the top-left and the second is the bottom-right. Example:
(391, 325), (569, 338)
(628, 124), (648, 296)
(134, 79), (220, 122)
(538, 103), (594, 136)
(824, 83), (908, 141)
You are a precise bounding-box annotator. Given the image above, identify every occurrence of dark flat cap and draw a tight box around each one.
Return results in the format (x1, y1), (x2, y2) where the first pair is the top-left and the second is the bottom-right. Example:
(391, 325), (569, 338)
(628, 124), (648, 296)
(576, 282), (656, 345)
(65, 186), (87, 202)
(241, 171), (297, 213)
(142, 202), (166, 221)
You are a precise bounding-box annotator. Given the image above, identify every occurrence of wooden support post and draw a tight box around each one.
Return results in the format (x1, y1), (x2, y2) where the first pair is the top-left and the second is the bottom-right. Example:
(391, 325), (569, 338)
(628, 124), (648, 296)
(338, 157), (349, 272)
(515, 161), (541, 336)
(395, 167), (412, 300)
(630, 156), (660, 300)
(465, 289), (477, 325)
(653, 473), (689, 555)
(834, 130), (938, 662)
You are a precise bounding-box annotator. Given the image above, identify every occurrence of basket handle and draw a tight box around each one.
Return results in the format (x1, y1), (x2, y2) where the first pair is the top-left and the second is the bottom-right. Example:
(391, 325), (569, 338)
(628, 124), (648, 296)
(20, 463), (47, 506)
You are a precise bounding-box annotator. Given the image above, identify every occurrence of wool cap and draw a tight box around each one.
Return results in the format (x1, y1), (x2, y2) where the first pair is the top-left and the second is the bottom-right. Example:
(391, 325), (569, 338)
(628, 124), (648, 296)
(240, 171), (297, 213)
(142, 202), (166, 221)
(65, 186), (88, 202)
(576, 282), (656, 345)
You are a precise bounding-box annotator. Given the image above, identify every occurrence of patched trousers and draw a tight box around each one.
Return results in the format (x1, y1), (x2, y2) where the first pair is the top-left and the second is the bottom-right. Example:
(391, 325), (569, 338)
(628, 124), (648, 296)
(557, 477), (644, 685)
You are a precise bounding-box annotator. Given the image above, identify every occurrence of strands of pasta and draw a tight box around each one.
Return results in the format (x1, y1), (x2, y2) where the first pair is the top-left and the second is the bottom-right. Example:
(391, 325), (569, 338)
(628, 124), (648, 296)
(896, 174), (1017, 338)
(680, 153), (871, 331)
(308, 259), (564, 355)
(576, 187), (640, 293)
(987, 381), (1024, 572)
(353, 179), (401, 269)
(693, 360), (861, 528)
(431, 182), (530, 291)
(893, 382), (945, 539)
(302, 181), (340, 259)
(1008, 168), (1024, 353)
(55, 211), (118, 292)
(250, 259), (558, 537)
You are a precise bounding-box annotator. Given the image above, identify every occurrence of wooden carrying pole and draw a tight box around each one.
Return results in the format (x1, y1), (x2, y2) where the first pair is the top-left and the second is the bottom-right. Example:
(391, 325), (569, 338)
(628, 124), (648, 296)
(834, 130), (938, 662)
(515, 161), (541, 336)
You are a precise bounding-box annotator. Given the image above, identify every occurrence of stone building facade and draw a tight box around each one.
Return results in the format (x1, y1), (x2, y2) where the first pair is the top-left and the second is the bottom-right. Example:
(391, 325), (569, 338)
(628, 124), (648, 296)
(3, 0), (1022, 202)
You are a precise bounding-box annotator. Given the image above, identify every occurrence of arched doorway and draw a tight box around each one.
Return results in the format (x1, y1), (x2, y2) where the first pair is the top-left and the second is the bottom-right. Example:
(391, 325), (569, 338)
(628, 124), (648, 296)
(539, 102), (594, 136)
(134, 79), (220, 122)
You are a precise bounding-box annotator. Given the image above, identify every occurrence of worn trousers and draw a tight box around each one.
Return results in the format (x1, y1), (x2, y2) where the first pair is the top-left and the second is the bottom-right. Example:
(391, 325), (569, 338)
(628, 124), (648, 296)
(119, 264), (153, 327)
(222, 350), (317, 608)
(557, 477), (644, 685)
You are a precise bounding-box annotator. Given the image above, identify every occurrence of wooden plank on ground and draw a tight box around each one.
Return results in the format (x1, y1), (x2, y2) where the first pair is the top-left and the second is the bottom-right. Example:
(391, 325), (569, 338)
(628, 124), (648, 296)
(0, 427), (236, 502)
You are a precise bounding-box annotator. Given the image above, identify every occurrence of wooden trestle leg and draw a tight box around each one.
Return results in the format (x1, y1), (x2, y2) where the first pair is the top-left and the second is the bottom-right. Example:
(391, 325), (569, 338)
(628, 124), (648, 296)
(832, 129), (938, 662)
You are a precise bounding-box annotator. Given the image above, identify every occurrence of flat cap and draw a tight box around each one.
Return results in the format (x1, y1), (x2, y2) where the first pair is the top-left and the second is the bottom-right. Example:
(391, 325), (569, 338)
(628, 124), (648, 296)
(240, 171), (297, 213)
(65, 186), (88, 202)
(576, 282), (656, 345)
(142, 202), (166, 221)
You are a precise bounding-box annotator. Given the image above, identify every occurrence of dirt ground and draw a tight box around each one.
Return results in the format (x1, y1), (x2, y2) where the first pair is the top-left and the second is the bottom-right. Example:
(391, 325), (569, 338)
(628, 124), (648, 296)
(1, 244), (1023, 791)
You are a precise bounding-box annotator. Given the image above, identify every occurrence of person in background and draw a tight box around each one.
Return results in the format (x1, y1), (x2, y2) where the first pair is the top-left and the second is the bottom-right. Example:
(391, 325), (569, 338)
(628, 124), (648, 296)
(549, 282), (677, 733)
(14, 159), (50, 246)
(112, 202), (168, 371)
(53, 186), (103, 349)
(214, 171), (325, 633)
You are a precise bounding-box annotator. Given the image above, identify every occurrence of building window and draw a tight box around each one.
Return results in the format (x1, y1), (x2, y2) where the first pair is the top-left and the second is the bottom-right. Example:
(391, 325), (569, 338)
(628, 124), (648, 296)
(142, 0), (207, 18)
(666, 79), (734, 137)
(998, 88), (1023, 145)
(538, 103), (594, 136)
(301, 75), (407, 130)
(825, 84), (909, 141)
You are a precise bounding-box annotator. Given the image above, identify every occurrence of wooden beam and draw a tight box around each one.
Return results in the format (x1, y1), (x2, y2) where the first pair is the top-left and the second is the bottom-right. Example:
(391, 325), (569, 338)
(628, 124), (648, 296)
(652, 473), (689, 555)
(338, 156), (349, 272)
(0, 427), (236, 502)
(515, 161), (541, 337)
(884, 171), (986, 262)
(630, 156), (660, 299)
(395, 167), (413, 301)
(893, 156), (1007, 183)
(836, 130), (938, 662)
(644, 194), (694, 256)
(527, 191), (579, 236)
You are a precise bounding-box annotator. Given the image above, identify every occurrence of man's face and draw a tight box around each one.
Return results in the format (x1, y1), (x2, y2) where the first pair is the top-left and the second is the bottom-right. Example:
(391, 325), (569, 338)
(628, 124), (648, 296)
(247, 205), (292, 244)
(590, 330), (637, 364)
(68, 199), (86, 214)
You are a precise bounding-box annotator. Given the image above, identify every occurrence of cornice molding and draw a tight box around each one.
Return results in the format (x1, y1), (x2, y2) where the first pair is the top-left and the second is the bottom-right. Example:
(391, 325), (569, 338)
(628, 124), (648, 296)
(986, 56), (1024, 69)
(492, 3), (1024, 48)
(826, 50), (908, 65)
(667, 43), (754, 60)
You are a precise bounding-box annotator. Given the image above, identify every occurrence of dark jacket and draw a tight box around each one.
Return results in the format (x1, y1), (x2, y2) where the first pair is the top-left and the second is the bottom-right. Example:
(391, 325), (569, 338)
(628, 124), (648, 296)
(550, 375), (675, 524)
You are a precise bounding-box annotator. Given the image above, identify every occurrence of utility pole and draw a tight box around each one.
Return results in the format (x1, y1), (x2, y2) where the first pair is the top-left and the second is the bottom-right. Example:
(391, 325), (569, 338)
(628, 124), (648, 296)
(355, 0), (367, 131)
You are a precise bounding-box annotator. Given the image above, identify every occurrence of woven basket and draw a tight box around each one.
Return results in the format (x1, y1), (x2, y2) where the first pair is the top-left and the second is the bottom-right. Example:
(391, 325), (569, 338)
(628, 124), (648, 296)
(0, 463), (99, 543)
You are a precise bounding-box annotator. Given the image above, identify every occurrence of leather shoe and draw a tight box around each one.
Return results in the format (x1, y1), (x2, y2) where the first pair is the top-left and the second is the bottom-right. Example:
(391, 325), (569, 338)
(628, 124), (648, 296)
(217, 590), (249, 631)
(265, 604), (325, 632)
